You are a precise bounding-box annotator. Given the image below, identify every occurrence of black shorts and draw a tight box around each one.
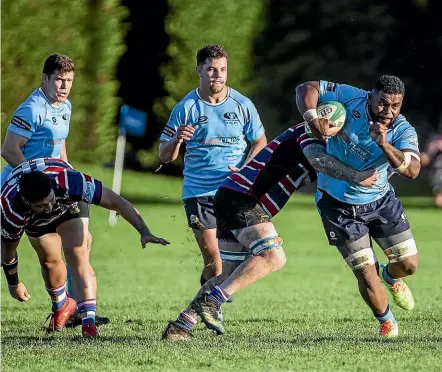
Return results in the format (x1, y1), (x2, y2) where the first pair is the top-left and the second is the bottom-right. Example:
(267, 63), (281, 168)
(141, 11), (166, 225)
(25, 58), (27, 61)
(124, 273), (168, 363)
(316, 189), (410, 247)
(25, 202), (90, 238)
(183, 196), (217, 230)
(214, 187), (271, 240)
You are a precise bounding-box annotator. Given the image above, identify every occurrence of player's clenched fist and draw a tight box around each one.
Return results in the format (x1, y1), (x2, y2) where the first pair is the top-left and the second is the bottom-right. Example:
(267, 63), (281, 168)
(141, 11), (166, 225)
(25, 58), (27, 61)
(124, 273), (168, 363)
(176, 124), (198, 143)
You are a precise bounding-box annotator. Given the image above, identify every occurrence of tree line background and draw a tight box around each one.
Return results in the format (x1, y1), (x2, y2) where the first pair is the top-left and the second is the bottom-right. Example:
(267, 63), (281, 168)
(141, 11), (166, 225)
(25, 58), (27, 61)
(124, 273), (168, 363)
(1, 0), (441, 173)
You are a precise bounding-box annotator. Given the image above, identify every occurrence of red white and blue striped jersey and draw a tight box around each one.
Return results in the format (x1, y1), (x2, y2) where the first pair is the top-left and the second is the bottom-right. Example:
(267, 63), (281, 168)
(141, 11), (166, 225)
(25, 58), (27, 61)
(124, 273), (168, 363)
(1, 158), (102, 242)
(220, 123), (324, 217)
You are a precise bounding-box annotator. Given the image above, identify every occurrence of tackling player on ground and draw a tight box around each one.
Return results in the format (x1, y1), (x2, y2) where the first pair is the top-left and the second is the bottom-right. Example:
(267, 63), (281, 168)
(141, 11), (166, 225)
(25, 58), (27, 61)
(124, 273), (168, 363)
(159, 44), (267, 289)
(1, 158), (169, 338)
(162, 122), (379, 340)
(296, 75), (421, 337)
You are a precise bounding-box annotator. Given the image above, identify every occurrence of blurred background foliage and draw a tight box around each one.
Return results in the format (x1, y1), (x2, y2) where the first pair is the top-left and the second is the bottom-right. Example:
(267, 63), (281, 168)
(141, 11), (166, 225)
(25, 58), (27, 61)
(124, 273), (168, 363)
(1, 0), (441, 169)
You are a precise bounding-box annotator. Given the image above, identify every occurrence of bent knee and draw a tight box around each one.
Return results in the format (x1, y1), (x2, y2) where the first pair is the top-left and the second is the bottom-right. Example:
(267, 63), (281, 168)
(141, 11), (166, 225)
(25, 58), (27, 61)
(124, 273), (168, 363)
(398, 255), (418, 275)
(260, 247), (286, 270)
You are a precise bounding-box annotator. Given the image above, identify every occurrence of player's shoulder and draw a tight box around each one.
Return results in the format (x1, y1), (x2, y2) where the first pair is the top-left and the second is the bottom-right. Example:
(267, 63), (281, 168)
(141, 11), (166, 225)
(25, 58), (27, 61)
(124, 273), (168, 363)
(62, 98), (72, 111)
(15, 88), (47, 114)
(174, 89), (200, 111)
(392, 114), (415, 132)
(228, 87), (255, 107)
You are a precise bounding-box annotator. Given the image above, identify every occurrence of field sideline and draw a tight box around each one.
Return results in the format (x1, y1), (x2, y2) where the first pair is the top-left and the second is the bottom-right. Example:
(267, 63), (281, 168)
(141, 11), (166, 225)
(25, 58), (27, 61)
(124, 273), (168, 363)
(1, 163), (441, 371)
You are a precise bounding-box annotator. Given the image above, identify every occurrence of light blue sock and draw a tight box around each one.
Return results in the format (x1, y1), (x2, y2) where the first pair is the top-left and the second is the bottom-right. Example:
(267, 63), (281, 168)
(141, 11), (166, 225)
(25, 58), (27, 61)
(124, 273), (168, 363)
(374, 305), (397, 324)
(66, 266), (76, 301)
(382, 264), (400, 285)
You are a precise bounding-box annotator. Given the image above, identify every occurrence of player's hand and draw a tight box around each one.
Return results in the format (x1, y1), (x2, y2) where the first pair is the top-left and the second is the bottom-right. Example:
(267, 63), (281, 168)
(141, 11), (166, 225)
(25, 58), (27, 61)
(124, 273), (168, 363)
(309, 118), (339, 139)
(369, 121), (388, 146)
(175, 124), (198, 143)
(8, 282), (31, 302)
(140, 233), (170, 248)
(356, 169), (380, 187)
(420, 152), (431, 167)
(228, 165), (241, 172)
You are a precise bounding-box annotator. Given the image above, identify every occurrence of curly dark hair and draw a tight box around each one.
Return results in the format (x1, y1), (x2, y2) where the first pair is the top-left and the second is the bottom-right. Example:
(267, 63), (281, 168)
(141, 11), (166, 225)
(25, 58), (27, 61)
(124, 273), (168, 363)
(42, 53), (74, 76)
(19, 171), (53, 203)
(373, 75), (405, 95)
(196, 44), (228, 65)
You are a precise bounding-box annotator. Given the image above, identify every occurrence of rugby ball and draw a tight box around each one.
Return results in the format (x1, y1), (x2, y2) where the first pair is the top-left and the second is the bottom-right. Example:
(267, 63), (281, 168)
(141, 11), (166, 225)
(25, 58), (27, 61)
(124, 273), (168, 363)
(305, 101), (347, 138)
(317, 101), (347, 131)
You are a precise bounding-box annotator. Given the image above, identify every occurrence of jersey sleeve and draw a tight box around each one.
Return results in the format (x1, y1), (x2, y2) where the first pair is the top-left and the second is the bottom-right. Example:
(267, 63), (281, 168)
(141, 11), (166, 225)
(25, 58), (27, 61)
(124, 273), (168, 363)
(1, 200), (25, 243)
(159, 104), (186, 142)
(7, 103), (43, 139)
(318, 81), (367, 105)
(393, 125), (420, 153)
(61, 170), (103, 205)
(243, 101), (265, 142)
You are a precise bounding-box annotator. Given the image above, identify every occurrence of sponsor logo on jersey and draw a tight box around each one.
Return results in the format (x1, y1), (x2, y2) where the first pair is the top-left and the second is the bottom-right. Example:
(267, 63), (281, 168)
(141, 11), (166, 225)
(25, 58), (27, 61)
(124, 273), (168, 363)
(11, 116), (32, 131)
(197, 116), (209, 123)
(62, 113), (69, 121)
(162, 126), (176, 138)
(351, 110), (361, 119)
(199, 137), (240, 146)
(326, 82), (336, 92)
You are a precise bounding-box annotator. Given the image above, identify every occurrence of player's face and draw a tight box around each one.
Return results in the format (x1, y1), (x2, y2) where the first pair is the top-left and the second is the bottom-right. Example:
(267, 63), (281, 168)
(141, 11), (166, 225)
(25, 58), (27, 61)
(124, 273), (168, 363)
(369, 90), (403, 126)
(42, 70), (74, 105)
(197, 57), (227, 94)
(29, 190), (56, 214)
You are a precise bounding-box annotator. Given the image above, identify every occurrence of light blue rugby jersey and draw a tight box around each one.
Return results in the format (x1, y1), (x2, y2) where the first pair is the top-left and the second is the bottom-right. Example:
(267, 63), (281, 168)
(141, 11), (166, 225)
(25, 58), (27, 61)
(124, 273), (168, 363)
(160, 87), (265, 199)
(1, 88), (72, 185)
(316, 81), (419, 204)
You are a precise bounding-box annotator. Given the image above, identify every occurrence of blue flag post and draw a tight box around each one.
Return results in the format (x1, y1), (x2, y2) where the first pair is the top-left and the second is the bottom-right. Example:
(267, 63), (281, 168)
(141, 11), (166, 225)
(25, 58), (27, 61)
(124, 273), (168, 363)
(109, 105), (147, 226)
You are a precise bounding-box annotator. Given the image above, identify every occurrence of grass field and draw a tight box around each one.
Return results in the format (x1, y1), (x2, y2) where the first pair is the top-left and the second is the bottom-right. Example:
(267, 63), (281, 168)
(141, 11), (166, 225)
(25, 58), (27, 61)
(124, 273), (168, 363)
(1, 163), (442, 371)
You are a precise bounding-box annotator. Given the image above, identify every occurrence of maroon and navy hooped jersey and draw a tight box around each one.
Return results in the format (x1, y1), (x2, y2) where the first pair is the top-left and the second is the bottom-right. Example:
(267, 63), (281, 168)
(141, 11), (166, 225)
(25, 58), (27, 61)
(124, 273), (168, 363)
(220, 123), (324, 217)
(1, 158), (102, 242)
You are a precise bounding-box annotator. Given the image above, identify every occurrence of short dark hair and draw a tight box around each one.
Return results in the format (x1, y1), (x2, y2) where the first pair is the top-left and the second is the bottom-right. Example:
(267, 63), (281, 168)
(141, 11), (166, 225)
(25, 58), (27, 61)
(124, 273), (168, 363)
(196, 44), (228, 66)
(19, 172), (53, 203)
(373, 75), (405, 95)
(42, 53), (75, 76)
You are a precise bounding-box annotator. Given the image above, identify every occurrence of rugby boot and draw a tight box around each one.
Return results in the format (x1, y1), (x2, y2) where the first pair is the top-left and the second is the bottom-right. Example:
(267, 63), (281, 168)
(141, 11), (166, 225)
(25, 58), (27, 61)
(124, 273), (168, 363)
(46, 297), (77, 332)
(196, 295), (225, 335)
(82, 323), (99, 339)
(380, 264), (415, 310)
(162, 321), (193, 341)
(65, 312), (110, 328)
(379, 319), (399, 338)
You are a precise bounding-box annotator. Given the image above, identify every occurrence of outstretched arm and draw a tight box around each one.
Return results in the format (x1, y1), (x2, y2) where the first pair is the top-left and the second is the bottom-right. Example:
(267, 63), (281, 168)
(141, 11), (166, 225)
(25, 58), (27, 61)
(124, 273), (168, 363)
(98, 187), (170, 247)
(303, 144), (379, 187)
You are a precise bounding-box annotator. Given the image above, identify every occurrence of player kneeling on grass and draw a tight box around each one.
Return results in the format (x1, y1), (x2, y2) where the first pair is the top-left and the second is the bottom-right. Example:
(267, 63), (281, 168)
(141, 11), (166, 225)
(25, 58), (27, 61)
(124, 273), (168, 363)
(1, 158), (169, 339)
(163, 121), (379, 340)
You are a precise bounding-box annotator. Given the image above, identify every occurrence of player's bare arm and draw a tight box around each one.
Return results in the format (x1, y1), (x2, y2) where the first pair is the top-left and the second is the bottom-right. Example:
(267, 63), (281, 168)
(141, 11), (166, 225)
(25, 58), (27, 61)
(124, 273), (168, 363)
(159, 124), (197, 163)
(98, 187), (170, 247)
(370, 122), (421, 179)
(295, 81), (336, 138)
(1, 132), (28, 167)
(60, 142), (68, 162)
(230, 134), (267, 172)
(1, 240), (31, 302)
(244, 134), (267, 166)
(303, 143), (379, 187)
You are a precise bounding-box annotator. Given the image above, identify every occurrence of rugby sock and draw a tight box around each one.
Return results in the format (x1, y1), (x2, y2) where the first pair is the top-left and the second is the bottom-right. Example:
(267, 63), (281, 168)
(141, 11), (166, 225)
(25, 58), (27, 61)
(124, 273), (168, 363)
(382, 264), (401, 285)
(46, 283), (67, 311)
(77, 299), (96, 325)
(207, 286), (231, 306)
(200, 275), (207, 287)
(66, 266), (76, 300)
(374, 305), (397, 324)
(175, 312), (197, 331)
